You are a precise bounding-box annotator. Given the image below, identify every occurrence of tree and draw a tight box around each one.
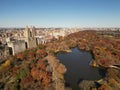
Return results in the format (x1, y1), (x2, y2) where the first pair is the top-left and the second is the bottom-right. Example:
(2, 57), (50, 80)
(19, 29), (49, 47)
(0, 60), (11, 72)
(56, 63), (67, 74)
(16, 53), (25, 60)
(28, 51), (35, 60)
(20, 75), (33, 88)
(36, 49), (47, 58)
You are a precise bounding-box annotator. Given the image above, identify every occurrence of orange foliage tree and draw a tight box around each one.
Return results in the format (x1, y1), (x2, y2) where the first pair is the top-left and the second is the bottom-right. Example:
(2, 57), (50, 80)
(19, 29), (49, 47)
(27, 51), (35, 60)
(16, 53), (25, 60)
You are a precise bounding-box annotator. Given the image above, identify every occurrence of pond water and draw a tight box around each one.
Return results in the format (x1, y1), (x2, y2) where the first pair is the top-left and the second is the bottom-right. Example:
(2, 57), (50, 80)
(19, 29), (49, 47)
(56, 47), (104, 90)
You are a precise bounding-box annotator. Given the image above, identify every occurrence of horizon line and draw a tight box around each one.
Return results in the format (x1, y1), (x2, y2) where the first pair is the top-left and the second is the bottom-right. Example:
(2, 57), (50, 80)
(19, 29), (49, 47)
(0, 26), (120, 28)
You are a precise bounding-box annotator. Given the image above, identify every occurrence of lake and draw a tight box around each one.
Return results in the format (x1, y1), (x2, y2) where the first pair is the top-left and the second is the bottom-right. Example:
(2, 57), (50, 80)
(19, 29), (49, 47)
(56, 47), (104, 90)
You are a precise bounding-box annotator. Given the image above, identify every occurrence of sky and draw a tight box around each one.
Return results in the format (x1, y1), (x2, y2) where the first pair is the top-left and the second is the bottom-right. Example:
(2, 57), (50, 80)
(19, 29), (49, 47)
(0, 0), (120, 28)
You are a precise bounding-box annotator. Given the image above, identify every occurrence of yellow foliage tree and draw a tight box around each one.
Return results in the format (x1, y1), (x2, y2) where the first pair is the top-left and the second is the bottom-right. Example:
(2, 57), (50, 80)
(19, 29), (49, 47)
(2, 60), (10, 67)
(0, 60), (11, 72)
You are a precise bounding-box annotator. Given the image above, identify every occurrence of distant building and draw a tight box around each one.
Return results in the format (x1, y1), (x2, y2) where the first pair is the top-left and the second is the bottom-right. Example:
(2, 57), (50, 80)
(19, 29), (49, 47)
(24, 26), (37, 48)
(0, 45), (10, 60)
(5, 26), (79, 56)
(6, 26), (37, 55)
(49, 30), (66, 39)
(7, 40), (26, 55)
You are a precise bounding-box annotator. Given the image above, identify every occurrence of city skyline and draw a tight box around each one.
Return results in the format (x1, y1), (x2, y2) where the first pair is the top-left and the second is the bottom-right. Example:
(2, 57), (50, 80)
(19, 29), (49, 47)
(0, 0), (120, 28)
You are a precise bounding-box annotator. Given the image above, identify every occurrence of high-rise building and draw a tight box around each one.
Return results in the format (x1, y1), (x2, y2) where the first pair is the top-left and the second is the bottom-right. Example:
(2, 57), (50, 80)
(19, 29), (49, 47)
(24, 26), (37, 48)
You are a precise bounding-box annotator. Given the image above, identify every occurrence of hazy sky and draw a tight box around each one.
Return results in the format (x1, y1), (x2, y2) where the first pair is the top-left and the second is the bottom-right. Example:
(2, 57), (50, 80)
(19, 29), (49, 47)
(0, 0), (120, 27)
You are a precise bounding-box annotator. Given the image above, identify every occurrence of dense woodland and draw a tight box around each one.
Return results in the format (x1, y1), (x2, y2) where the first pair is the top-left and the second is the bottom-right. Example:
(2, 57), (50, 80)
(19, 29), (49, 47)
(0, 30), (120, 90)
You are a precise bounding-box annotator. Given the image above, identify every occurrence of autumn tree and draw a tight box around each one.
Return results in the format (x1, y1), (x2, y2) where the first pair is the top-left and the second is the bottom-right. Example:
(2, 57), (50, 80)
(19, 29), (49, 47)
(27, 51), (35, 60)
(16, 53), (25, 60)
(0, 60), (11, 72)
